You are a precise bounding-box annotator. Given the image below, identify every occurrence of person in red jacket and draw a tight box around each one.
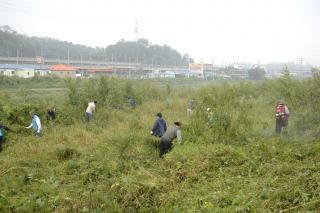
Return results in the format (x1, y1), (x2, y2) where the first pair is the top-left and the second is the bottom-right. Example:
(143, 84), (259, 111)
(275, 101), (290, 136)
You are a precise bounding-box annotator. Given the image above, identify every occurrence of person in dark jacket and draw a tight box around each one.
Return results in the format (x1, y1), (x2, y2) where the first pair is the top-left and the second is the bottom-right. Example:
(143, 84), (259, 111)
(46, 107), (56, 121)
(0, 123), (10, 152)
(150, 113), (167, 137)
(159, 122), (182, 157)
(128, 97), (137, 109)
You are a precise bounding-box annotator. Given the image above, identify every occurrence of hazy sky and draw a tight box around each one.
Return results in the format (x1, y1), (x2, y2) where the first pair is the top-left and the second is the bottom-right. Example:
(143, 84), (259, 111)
(1, 0), (320, 65)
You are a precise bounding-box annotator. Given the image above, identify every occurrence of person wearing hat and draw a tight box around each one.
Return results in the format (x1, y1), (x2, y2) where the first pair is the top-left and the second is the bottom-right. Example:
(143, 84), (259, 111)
(150, 112), (167, 138)
(159, 122), (182, 157)
(25, 111), (42, 136)
(275, 101), (290, 135)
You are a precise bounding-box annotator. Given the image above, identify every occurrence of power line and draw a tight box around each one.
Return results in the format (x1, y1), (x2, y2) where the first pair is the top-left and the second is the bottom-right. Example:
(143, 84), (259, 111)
(0, 1), (52, 17)
(0, 0), (49, 14)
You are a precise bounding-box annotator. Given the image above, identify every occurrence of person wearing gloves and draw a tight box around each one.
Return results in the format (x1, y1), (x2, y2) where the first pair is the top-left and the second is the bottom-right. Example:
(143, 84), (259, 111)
(25, 111), (42, 136)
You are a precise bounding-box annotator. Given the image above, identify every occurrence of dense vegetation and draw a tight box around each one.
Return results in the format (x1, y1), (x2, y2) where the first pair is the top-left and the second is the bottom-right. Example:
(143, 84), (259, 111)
(1, 72), (320, 212)
(0, 26), (192, 65)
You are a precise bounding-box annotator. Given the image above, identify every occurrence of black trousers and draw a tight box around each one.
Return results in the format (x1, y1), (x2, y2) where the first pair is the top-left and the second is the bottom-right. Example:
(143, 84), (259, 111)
(159, 138), (172, 157)
(275, 119), (288, 136)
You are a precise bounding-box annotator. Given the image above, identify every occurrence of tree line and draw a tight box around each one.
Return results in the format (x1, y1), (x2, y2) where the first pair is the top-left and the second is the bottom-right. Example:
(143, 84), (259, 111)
(0, 25), (193, 65)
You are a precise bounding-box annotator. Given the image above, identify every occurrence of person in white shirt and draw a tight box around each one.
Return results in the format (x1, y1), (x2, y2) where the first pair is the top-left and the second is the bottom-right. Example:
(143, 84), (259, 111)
(25, 111), (42, 136)
(85, 101), (97, 122)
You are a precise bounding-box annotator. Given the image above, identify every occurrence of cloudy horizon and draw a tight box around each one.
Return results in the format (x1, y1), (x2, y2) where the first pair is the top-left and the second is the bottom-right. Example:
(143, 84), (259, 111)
(1, 0), (319, 66)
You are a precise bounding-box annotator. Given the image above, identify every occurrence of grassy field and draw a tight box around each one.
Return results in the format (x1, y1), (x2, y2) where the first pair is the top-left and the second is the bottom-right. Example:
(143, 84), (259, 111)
(1, 74), (320, 212)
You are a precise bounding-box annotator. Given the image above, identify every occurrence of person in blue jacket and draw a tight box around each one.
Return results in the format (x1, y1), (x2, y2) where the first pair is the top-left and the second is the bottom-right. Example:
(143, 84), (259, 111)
(25, 111), (42, 136)
(150, 112), (167, 137)
(0, 123), (10, 152)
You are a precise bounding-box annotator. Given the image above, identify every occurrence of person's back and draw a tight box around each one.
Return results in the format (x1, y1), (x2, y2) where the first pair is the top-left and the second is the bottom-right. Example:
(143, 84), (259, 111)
(85, 101), (97, 122)
(129, 97), (136, 109)
(159, 122), (182, 157)
(0, 123), (10, 151)
(47, 108), (56, 120)
(25, 112), (41, 136)
(151, 113), (167, 137)
(162, 125), (181, 142)
(32, 115), (41, 133)
(155, 118), (167, 137)
(158, 118), (167, 136)
(86, 102), (96, 114)
(188, 100), (194, 110)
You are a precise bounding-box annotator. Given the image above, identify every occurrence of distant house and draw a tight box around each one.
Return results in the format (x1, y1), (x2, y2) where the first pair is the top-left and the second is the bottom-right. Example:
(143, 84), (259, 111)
(16, 68), (35, 78)
(34, 68), (50, 77)
(188, 63), (215, 78)
(161, 71), (176, 78)
(49, 64), (78, 78)
(0, 64), (35, 78)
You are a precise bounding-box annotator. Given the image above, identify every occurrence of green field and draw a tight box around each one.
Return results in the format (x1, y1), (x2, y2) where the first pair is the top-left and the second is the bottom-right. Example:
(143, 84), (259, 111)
(1, 74), (320, 212)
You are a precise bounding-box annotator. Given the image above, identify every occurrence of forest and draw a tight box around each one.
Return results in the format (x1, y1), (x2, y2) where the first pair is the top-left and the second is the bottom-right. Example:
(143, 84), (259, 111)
(0, 25), (192, 65)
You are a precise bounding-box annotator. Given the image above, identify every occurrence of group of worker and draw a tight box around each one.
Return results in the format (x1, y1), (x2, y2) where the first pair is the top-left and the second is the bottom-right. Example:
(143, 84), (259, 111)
(0, 99), (290, 155)
(187, 98), (290, 136)
(150, 112), (182, 157)
(0, 107), (55, 152)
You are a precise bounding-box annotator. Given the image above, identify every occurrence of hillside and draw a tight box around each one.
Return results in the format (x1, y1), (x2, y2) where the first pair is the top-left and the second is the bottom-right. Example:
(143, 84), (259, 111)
(0, 25), (192, 65)
(1, 74), (320, 211)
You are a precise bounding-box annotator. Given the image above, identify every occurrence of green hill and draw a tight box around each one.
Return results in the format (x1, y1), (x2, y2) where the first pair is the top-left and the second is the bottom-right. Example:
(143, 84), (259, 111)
(0, 25), (192, 65)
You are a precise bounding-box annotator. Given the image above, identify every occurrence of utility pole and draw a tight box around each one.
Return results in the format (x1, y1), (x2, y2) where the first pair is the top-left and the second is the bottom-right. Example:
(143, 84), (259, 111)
(134, 18), (138, 42)
(67, 48), (70, 64)
(152, 57), (154, 78)
(112, 53), (114, 76)
(16, 48), (19, 64)
(20, 47), (23, 64)
(299, 57), (304, 73)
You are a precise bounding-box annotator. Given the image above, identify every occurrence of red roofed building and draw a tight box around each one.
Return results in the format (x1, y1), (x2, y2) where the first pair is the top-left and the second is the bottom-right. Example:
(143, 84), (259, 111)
(49, 64), (78, 78)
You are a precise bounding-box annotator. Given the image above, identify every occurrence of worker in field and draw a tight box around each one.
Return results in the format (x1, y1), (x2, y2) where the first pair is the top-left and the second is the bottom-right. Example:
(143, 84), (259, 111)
(128, 96), (137, 109)
(85, 101), (97, 122)
(25, 111), (42, 136)
(159, 122), (182, 157)
(0, 123), (10, 152)
(275, 101), (290, 136)
(207, 107), (216, 127)
(46, 107), (56, 121)
(150, 112), (167, 137)
(187, 98), (195, 116)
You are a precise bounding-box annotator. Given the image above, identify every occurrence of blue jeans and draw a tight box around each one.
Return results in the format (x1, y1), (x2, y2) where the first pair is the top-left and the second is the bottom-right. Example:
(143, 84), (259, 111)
(85, 112), (93, 122)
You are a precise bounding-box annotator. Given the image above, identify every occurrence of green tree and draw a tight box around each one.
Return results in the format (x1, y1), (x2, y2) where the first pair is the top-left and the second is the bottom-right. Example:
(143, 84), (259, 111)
(248, 67), (266, 80)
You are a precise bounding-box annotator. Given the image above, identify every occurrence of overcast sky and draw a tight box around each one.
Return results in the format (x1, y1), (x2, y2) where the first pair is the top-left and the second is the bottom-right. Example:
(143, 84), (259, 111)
(1, 0), (320, 65)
